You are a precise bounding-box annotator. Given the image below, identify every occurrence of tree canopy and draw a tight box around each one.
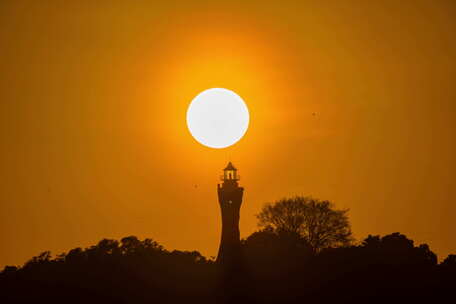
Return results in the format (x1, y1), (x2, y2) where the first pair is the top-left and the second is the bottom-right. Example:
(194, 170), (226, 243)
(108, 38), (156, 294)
(257, 196), (353, 252)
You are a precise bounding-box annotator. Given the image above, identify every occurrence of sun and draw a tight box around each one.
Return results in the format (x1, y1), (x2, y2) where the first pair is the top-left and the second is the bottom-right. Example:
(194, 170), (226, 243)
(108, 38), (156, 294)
(186, 88), (250, 149)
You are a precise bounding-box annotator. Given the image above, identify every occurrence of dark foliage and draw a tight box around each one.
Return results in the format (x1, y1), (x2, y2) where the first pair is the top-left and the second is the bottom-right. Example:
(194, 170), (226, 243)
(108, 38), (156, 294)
(1, 232), (454, 304)
(1, 236), (216, 303)
(257, 196), (353, 253)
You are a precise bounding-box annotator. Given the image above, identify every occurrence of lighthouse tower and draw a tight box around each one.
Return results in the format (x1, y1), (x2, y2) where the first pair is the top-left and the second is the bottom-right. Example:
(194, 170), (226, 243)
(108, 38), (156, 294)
(216, 162), (244, 264)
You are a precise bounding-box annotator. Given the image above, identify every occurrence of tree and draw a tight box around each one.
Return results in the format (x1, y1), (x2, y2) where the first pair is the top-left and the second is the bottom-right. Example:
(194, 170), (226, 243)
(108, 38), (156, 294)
(361, 233), (437, 266)
(242, 227), (313, 261)
(257, 196), (352, 253)
(441, 254), (456, 267)
(24, 251), (52, 268)
(241, 227), (313, 277)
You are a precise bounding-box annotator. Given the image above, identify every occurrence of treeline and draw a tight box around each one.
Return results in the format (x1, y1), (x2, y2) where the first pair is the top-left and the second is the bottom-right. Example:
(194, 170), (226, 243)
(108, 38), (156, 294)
(1, 236), (215, 303)
(1, 196), (455, 303)
(2, 233), (455, 303)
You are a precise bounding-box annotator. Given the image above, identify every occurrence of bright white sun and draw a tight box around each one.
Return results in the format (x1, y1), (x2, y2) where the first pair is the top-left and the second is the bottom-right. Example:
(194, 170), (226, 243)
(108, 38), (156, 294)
(186, 88), (250, 149)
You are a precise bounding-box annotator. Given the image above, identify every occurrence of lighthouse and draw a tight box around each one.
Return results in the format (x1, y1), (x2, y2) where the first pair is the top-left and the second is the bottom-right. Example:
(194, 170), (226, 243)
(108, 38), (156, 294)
(216, 162), (244, 264)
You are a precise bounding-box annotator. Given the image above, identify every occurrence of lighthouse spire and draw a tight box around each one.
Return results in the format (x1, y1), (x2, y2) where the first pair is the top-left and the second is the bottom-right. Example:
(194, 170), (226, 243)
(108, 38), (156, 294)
(216, 162), (244, 264)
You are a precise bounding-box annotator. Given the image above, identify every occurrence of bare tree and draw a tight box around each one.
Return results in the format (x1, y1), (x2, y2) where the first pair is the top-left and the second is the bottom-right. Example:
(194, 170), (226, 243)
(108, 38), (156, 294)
(257, 196), (353, 253)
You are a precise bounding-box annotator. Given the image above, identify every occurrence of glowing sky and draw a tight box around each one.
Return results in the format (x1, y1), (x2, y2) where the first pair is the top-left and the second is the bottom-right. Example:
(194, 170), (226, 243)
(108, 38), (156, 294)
(1, 1), (455, 266)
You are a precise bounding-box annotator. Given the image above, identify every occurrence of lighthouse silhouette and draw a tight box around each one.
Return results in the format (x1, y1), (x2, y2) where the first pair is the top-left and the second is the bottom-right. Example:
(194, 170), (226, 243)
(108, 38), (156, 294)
(217, 162), (244, 264)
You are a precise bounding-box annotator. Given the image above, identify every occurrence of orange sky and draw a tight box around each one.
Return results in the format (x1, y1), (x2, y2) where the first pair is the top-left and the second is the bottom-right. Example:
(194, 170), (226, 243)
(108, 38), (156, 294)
(1, 0), (455, 266)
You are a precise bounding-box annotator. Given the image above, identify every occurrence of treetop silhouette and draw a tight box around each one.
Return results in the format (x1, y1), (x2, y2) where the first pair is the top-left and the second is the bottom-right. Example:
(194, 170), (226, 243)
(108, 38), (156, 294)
(257, 196), (353, 253)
